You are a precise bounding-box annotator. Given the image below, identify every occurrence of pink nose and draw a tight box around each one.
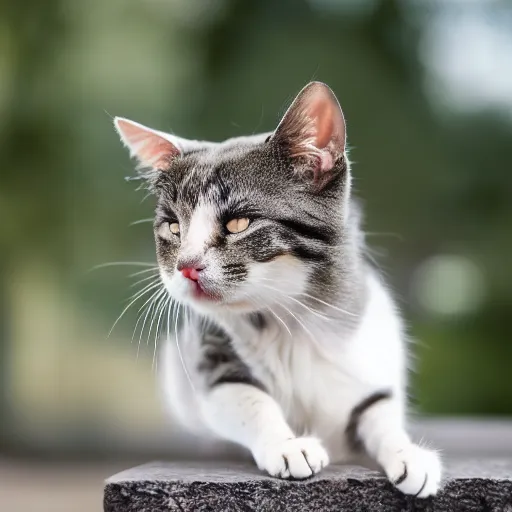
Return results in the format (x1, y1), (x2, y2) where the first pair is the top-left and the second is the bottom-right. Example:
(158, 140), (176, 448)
(181, 267), (202, 281)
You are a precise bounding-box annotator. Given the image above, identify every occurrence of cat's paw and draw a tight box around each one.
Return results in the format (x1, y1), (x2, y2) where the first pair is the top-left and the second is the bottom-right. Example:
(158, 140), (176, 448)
(383, 444), (442, 498)
(253, 437), (329, 479)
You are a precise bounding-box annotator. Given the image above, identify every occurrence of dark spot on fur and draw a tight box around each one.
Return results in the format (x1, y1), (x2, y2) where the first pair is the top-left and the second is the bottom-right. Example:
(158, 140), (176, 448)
(248, 312), (267, 330)
(210, 373), (265, 390)
(394, 464), (408, 485)
(291, 245), (328, 263)
(274, 218), (336, 245)
(222, 262), (248, 281)
(197, 325), (266, 392)
(345, 390), (392, 451)
(415, 473), (428, 497)
(208, 232), (227, 249)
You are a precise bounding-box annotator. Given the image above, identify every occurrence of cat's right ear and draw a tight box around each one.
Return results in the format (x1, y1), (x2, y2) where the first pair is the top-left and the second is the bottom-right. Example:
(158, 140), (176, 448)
(114, 117), (182, 171)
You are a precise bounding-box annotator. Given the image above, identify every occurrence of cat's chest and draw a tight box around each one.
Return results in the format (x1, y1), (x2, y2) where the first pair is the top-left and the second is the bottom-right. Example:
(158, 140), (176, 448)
(242, 327), (360, 434)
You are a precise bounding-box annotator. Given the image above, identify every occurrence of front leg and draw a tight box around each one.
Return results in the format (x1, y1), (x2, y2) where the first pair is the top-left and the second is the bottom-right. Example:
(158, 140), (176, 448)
(350, 391), (442, 497)
(200, 383), (329, 479)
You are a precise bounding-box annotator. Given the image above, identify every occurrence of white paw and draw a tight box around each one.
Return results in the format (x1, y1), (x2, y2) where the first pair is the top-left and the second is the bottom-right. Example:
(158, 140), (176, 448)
(253, 437), (329, 480)
(383, 444), (442, 498)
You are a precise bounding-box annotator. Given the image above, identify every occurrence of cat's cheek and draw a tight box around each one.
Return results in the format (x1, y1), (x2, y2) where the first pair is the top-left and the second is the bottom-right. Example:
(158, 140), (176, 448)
(159, 269), (188, 303)
(155, 237), (180, 267)
(242, 256), (310, 304)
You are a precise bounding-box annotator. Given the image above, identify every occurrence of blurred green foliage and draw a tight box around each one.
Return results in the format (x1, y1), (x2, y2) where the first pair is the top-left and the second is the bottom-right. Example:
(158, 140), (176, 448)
(1, 0), (511, 454)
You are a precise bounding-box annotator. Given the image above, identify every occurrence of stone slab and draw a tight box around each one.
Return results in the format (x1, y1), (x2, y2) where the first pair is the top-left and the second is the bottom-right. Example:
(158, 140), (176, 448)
(104, 458), (512, 511)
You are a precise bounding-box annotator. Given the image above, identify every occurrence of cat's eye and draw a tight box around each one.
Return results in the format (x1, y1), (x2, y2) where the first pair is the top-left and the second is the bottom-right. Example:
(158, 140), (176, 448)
(158, 221), (180, 240)
(169, 222), (180, 235)
(226, 218), (250, 234)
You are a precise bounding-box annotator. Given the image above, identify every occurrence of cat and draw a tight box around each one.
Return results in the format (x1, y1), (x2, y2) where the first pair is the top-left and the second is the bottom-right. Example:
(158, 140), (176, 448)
(114, 81), (442, 497)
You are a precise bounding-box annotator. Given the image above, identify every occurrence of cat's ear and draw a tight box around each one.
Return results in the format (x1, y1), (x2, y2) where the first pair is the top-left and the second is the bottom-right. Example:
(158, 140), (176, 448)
(273, 82), (346, 187)
(114, 117), (183, 170)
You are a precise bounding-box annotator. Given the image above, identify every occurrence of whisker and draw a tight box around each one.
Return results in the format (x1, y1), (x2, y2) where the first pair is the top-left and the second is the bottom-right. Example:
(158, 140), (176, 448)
(128, 267), (160, 278)
(266, 306), (292, 337)
(129, 218), (153, 226)
(125, 280), (162, 303)
(152, 294), (169, 370)
(278, 302), (315, 342)
(173, 304), (196, 392)
(132, 302), (151, 344)
(137, 289), (165, 358)
(253, 277), (357, 318)
(240, 289), (294, 337)
(129, 274), (160, 288)
(131, 287), (162, 342)
(298, 292), (358, 317)
(89, 261), (157, 272)
(108, 281), (162, 338)
(146, 291), (168, 346)
(259, 283), (331, 321)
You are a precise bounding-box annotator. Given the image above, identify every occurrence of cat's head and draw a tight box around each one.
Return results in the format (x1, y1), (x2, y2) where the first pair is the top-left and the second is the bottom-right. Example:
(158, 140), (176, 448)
(115, 82), (351, 315)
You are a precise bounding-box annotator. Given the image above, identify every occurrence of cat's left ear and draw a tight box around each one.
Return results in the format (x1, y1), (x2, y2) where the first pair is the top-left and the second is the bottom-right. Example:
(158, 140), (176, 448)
(272, 82), (346, 188)
(114, 117), (184, 171)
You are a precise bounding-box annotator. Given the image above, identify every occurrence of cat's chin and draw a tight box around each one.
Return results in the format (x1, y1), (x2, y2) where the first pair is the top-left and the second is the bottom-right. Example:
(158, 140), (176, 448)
(182, 294), (260, 315)
(162, 272), (266, 314)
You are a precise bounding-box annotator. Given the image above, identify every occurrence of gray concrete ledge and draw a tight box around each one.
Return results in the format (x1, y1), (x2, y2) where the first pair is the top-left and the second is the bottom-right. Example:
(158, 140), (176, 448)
(104, 458), (512, 511)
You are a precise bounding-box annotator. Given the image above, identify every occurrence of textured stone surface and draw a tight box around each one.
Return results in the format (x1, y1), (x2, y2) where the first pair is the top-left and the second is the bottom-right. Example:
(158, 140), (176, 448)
(105, 459), (512, 511)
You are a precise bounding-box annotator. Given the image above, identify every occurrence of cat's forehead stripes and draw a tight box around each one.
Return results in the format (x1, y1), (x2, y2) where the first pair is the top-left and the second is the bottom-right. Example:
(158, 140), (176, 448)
(175, 157), (237, 210)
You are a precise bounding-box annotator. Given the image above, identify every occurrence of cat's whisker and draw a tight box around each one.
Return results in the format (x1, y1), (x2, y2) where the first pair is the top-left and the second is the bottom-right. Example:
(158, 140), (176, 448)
(89, 261), (157, 272)
(134, 286), (164, 325)
(137, 288), (165, 358)
(259, 283), (332, 321)
(173, 303), (196, 393)
(298, 293), (358, 317)
(129, 218), (153, 226)
(146, 291), (168, 346)
(277, 302), (315, 343)
(266, 306), (292, 337)
(243, 290), (294, 337)
(125, 280), (162, 302)
(131, 288), (162, 342)
(253, 277), (357, 317)
(108, 281), (162, 338)
(128, 267), (160, 278)
(130, 274), (160, 288)
(153, 294), (170, 370)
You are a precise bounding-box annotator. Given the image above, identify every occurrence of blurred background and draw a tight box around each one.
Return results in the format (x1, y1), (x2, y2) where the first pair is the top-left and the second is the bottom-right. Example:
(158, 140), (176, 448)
(1, 0), (511, 510)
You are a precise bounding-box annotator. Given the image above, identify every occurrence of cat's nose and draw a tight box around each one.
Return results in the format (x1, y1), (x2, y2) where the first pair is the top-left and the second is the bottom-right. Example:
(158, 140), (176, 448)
(177, 261), (205, 282)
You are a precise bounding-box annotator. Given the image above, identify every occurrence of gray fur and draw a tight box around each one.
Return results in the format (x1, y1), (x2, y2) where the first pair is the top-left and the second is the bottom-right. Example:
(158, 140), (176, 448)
(194, 318), (265, 391)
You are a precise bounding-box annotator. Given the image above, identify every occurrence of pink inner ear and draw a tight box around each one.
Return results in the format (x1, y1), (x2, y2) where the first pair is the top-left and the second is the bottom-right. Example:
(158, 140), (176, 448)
(116, 119), (180, 169)
(306, 93), (345, 156)
(309, 100), (334, 149)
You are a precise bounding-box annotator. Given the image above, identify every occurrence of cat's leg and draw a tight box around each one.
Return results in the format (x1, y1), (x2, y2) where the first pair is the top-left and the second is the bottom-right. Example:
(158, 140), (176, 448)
(200, 383), (329, 479)
(349, 391), (442, 497)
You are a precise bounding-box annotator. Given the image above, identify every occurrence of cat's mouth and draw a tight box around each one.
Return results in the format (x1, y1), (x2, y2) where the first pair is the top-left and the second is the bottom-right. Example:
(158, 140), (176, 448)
(164, 269), (248, 308)
(191, 281), (220, 302)
(185, 277), (222, 303)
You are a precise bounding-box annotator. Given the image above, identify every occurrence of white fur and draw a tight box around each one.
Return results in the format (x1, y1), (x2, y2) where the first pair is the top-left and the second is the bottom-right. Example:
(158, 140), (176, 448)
(162, 269), (442, 496)
(183, 202), (217, 256)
